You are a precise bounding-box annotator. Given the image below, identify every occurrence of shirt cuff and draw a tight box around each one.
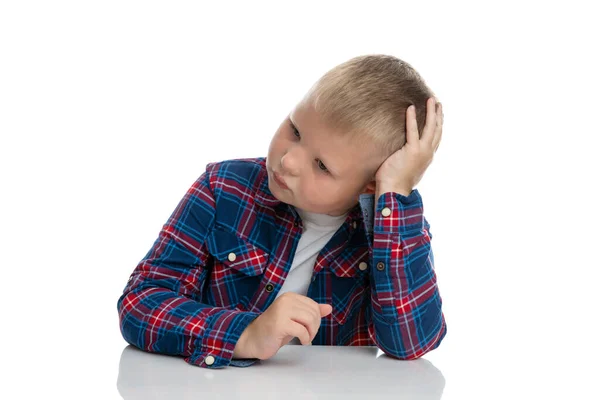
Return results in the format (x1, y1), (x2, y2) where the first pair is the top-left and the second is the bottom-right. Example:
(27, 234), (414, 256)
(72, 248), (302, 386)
(229, 358), (260, 367)
(186, 309), (260, 369)
(374, 190), (425, 236)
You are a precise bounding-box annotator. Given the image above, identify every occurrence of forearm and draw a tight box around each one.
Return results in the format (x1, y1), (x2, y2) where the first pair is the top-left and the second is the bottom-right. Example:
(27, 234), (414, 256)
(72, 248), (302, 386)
(367, 190), (446, 359)
(118, 285), (260, 367)
(118, 216), (260, 368)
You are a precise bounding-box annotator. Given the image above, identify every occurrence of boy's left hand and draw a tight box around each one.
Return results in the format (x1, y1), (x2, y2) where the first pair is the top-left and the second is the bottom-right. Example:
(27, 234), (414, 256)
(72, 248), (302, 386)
(375, 97), (444, 196)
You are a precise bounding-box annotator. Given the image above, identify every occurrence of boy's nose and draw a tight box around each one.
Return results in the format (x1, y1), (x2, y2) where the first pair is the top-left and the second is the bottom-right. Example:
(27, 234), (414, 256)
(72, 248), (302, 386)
(280, 151), (301, 176)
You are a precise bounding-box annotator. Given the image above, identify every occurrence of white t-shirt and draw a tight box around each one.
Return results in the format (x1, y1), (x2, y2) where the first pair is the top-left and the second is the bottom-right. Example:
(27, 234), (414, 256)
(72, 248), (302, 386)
(275, 206), (348, 344)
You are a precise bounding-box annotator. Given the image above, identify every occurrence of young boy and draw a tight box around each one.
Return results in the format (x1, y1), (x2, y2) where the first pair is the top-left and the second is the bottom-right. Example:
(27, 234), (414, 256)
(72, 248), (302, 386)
(117, 54), (446, 369)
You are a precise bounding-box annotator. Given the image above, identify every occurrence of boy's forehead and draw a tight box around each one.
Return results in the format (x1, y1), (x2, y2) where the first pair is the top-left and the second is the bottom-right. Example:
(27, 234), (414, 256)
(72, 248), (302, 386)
(298, 101), (383, 164)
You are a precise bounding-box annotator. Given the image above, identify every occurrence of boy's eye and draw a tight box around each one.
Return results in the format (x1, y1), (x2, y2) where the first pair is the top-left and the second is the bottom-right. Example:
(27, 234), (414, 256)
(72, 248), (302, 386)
(316, 159), (329, 172)
(289, 121), (329, 174)
(291, 126), (300, 138)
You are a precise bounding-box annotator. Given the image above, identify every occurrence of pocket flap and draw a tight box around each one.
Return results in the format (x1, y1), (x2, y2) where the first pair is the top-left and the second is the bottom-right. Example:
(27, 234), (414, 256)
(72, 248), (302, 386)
(329, 248), (369, 278)
(206, 228), (269, 276)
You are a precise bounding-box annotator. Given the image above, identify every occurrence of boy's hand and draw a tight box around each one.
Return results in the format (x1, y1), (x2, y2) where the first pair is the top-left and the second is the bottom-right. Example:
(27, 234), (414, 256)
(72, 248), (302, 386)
(374, 97), (444, 197)
(233, 292), (332, 360)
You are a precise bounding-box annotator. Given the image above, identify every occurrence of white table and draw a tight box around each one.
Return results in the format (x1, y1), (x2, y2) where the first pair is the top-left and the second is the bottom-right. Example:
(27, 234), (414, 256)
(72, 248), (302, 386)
(117, 344), (445, 399)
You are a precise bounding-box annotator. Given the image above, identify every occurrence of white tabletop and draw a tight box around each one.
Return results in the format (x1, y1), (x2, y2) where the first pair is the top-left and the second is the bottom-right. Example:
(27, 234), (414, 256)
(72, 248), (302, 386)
(117, 344), (445, 399)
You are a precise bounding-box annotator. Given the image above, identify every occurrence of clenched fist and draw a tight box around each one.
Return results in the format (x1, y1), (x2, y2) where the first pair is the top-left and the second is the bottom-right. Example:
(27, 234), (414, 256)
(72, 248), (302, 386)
(233, 292), (332, 360)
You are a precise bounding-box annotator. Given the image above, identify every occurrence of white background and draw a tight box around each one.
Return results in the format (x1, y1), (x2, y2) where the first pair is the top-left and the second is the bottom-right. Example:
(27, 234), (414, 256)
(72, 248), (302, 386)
(1, 1), (599, 398)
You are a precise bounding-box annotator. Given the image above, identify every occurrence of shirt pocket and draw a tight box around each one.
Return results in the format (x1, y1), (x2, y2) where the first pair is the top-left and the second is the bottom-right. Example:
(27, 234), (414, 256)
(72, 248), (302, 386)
(205, 228), (270, 311)
(206, 228), (270, 277)
(328, 249), (370, 325)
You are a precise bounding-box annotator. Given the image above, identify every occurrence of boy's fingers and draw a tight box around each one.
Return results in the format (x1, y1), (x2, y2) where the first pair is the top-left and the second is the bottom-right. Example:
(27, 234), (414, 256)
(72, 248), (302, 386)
(287, 320), (311, 346)
(406, 105), (419, 144)
(423, 97), (437, 142)
(319, 304), (332, 317)
(290, 304), (321, 341)
(433, 103), (443, 151)
(281, 335), (295, 346)
(292, 293), (321, 312)
(291, 296), (321, 323)
(293, 293), (329, 320)
(275, 294), (333, 345)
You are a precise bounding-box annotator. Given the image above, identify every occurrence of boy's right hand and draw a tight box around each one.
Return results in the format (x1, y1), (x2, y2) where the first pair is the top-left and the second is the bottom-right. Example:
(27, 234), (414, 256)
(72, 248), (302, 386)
(232, 292), (333, 360)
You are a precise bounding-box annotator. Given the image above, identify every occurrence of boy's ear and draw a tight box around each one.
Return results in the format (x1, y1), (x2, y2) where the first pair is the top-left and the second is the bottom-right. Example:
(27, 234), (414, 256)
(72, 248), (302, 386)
(361, 180), (377, 195)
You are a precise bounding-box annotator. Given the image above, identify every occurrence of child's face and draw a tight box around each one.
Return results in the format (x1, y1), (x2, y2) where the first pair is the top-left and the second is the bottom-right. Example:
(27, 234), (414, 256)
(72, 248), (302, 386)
(266, 100), (384, 216)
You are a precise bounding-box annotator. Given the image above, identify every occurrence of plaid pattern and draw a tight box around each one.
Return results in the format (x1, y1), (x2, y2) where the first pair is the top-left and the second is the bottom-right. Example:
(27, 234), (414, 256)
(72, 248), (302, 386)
(117, 157), (446, 368)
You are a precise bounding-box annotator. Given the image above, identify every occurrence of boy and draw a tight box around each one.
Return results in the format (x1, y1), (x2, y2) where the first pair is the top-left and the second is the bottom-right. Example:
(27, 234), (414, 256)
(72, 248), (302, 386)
(117, 54), (446, 369)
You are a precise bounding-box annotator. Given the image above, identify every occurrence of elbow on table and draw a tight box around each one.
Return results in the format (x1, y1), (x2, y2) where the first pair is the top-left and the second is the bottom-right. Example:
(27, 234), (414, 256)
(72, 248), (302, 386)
(382, 345), (436, 361)
(380, 347), (429, 361)
(381, 322), (447, 360)
(116, 290), (142, 346)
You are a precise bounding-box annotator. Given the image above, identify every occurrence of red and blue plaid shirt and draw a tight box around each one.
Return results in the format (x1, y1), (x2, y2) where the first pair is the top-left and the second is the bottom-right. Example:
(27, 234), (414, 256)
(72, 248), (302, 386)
(117, 157), (446, 368)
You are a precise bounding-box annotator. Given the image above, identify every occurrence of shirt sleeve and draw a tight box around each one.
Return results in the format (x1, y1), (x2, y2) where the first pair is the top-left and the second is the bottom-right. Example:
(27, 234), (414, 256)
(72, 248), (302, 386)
(117, 163), (261, 369)
(366, 189), (447, 359)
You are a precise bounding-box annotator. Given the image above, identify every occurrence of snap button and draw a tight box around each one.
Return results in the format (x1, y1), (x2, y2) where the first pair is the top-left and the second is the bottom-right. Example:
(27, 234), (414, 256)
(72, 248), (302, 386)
(381, 207), (391, 217)
(227, 253), (236, 262)
(359, 262), (368, 271)
(205, 355), (215, 366)
(266, 283), (274, 292)
(376, 262), (385, 271)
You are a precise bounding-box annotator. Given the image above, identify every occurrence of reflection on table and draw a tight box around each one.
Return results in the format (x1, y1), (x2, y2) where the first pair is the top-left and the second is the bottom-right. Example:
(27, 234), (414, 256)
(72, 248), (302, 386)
(117, 344), (445, 399)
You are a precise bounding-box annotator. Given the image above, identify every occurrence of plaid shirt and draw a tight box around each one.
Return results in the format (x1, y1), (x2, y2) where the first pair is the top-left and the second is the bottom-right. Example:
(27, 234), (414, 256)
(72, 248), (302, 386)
(117, 157), (446, 368)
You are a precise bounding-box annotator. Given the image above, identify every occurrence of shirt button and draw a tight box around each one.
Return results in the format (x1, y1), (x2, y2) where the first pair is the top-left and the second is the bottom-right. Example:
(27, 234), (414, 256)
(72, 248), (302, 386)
(381, 207), (391, 217)
(376, 262), (385, 271)
(228, 253), (236, 262)
(205, 355), (215, 366)
(359, 262), (368, 271)
(352, 221), (357, 229)
(266, 283), (274, 292)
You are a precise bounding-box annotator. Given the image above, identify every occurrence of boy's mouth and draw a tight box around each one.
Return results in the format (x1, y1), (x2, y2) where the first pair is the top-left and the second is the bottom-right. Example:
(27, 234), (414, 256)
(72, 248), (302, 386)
(272, 171), (289, 190)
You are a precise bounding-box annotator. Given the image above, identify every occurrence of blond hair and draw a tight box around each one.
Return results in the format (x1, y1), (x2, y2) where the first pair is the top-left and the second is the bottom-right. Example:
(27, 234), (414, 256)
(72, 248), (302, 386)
(303, 54), (436, 157)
